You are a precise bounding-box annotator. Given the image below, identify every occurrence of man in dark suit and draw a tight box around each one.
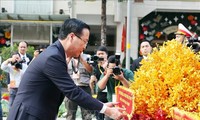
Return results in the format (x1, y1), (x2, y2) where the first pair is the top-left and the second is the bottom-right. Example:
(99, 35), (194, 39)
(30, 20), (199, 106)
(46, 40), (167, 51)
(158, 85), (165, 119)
(17, 41), (32, 65)
(7, 18), (124, 120)
(131, 40), (152, 72)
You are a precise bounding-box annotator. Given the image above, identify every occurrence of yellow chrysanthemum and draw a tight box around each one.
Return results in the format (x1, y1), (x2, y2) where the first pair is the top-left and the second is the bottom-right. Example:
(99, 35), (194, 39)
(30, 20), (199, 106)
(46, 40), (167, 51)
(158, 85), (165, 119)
(129, 39), (200, 118)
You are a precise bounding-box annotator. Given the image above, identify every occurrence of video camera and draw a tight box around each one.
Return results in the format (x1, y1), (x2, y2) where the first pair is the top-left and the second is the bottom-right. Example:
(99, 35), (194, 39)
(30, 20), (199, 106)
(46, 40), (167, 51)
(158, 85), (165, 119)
(11, 59), (26, 69)
(187, 37), (200, 53)
(87, 55), (104, 67)
(112, 53), (121, 75)
(91, 55), (104, 62)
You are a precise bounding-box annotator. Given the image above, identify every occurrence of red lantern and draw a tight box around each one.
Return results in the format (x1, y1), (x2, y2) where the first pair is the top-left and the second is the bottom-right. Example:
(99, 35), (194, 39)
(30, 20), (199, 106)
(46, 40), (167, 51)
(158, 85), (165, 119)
(142, 26), (148, 31)
(187, 15), (194, 21)
(0, 38), (6, 44)
(191, 20), (197, 26)
(139, 34), (145, 40)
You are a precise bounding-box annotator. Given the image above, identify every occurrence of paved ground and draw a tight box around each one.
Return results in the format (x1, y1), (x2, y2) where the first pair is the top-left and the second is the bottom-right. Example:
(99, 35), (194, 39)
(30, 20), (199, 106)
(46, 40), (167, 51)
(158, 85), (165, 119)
(3, 117), (96, 120)
(3, 117), (67, 120)
(3, 108), (96, 120)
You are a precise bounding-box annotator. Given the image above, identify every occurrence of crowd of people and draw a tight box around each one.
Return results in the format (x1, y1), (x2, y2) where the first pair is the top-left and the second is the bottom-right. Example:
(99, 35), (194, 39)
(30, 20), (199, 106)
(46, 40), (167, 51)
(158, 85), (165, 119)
(0, 18), (198, 120)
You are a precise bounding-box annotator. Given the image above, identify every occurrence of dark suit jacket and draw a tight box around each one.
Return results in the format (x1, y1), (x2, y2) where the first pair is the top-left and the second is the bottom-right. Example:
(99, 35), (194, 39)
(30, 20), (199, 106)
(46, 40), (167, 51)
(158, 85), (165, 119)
(131, 57), (143, 72)
(7, 40), (103, 120)
(18, 52), (33, 65)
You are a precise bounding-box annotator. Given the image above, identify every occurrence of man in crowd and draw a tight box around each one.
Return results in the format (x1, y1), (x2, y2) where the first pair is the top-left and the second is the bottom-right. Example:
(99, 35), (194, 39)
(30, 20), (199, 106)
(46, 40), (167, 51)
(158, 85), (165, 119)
(6, 41), (32, 91)
(89, 46), (109, 120)
(7, 18), (124, 120)
(175, 23), (200, 53)
(17, 41), (32, 65)
(131, 40), (152, 72)
(1, 53), (28, 109)
(97, 55), (134, 103)
(65, 53), (93, 120)
(175, 23), (193, 44)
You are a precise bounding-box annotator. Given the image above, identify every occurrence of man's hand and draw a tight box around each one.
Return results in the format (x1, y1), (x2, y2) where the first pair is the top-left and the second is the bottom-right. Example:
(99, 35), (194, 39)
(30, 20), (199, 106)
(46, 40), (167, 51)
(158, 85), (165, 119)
(113, 72), (130, 88)
(33, 50), (40, 58)
(7, 84), (10, 92)
(104, 102), (126, 120)
(105, 67), (113, 77)
(89, 75), (97, 92)
(105, 102), (119, 107)
(113, 72), (125, 81)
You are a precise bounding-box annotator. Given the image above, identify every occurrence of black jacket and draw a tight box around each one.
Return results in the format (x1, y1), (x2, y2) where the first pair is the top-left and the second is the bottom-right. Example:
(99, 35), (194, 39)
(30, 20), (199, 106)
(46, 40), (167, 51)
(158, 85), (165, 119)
(131, 57), (143, 72)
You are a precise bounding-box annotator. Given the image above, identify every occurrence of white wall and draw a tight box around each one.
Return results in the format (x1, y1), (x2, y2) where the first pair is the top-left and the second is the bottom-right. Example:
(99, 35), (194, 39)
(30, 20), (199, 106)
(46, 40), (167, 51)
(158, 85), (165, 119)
(53, 0), (71, 15)
(0, 0), (14, 13)
(72, 0), (115, 15)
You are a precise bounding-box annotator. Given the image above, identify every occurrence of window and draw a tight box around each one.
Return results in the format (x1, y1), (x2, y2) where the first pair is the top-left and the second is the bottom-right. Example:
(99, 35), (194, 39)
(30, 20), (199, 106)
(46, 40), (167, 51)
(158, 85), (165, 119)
(13, 25), (50, 45)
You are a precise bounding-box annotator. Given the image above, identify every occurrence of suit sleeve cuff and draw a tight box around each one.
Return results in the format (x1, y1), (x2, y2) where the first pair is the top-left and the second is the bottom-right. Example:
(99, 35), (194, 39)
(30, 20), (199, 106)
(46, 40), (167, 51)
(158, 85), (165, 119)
(99, 104), (107, 113)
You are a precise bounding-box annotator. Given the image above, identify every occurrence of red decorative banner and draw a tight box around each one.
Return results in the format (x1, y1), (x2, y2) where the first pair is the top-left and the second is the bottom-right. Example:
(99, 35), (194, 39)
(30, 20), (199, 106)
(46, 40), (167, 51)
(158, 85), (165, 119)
(115, 86), (135, 118)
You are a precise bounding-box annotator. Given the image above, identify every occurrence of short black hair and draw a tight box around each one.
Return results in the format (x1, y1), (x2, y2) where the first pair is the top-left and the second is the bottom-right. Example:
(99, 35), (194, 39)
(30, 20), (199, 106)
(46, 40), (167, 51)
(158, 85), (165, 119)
(58, 18), (90, 40)
(96, 46), (108, 54)
(139, 40), (152, 49)
(18, 41), (28, 47)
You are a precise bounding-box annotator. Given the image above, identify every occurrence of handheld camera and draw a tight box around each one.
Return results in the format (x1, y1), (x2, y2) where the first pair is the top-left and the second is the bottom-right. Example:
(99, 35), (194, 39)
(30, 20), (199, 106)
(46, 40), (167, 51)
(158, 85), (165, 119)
(112, 53), (121, 75)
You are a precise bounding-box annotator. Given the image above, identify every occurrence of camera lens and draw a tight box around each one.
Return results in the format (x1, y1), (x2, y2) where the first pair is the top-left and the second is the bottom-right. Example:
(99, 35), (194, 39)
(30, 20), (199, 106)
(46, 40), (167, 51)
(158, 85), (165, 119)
(14, 62), (22, 69)
(113, 66), (121, 75)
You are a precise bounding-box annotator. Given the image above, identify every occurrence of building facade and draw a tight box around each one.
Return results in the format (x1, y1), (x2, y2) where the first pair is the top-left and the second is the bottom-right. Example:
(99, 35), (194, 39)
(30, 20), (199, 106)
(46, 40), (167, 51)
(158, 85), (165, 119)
(1, 0), (200, 60)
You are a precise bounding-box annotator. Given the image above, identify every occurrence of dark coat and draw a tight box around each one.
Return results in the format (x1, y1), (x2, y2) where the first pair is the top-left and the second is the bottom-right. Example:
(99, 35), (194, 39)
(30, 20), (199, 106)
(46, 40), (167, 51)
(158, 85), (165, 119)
(131, 57), (143, 72)
(7, 40), (103, 120)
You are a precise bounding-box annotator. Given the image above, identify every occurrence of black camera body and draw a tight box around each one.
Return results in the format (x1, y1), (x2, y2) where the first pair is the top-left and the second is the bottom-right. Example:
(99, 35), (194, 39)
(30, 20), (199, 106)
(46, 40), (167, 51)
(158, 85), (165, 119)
(91, 55), (104, 62)
(12, 59), (26, 69)
(187, 37), (200, 53)
(112, 53), (122, 75)
(112, 66), (121, 75)
(87, 55), (104, 67)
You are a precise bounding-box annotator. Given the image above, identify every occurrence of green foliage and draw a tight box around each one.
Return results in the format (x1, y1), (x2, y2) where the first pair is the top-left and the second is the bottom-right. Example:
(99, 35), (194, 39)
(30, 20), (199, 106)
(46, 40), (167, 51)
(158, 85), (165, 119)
(0, 44), (34, 87)
(58, 101), (67, 118)
(1, 99), (9, 117)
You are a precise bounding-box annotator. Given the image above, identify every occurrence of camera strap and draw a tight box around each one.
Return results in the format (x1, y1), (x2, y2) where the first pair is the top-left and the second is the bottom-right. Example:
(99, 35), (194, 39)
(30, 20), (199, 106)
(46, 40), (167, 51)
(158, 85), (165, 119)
(115, 81), (121, 87)
(71, 58), (80, 74)
(98, 64), (104, 74)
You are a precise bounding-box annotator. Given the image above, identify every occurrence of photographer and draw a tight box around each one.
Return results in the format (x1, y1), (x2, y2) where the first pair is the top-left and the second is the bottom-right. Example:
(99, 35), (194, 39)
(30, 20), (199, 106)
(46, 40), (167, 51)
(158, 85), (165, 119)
(30, 47), (46, 64)
(175, 23), (193, 44)
(175, 23), (200, 53)
(89, 46), (108, 120)
(97, 55), (134, 103)
(187, 37), (200, 53)
(65, 53), (93, 120)
(1, 53), (27, 109)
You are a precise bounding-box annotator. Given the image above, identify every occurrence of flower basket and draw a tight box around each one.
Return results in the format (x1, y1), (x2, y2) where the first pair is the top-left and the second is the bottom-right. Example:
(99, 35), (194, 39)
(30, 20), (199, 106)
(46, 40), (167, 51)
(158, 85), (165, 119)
(128, 40), (200, 119)
(171, 107), (200, 120)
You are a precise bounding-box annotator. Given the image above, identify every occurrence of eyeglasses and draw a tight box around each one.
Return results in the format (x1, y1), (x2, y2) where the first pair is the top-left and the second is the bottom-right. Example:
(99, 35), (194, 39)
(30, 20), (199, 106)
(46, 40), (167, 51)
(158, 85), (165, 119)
(74, 33), (88, 47)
